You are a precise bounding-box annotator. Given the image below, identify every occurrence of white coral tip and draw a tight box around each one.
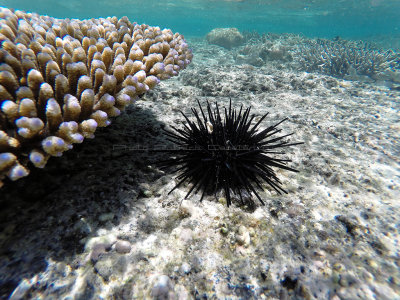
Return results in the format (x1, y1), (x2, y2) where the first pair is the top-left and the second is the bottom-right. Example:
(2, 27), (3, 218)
(0, 152), (16, 170)
(8, 164), (29, 181)
(29, 151), (46, 168)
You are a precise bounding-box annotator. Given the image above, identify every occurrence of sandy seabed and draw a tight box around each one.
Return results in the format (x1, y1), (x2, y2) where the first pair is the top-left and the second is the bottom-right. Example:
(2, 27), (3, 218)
(1, 36), (399, 300)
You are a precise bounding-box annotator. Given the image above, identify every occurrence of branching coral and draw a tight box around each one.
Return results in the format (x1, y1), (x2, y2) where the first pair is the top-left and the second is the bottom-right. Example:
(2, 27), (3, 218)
(294, 38), (399, 79)
(0, 7), (193, 187)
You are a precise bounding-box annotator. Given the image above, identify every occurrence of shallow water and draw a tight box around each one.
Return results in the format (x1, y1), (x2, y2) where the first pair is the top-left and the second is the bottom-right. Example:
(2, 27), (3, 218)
(1, 0), (400, 38)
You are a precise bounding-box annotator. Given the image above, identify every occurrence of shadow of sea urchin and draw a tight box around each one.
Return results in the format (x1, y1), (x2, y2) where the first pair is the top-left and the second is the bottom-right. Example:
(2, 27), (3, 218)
(159, 100), (302, 207)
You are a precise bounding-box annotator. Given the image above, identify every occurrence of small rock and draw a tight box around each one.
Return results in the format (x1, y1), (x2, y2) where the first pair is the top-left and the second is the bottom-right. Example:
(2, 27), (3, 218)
(180, 262), (191, 275)
(191, 256), (202, 273)
(236, 225), (251, 247)
(115, 240), (131, 254)
(238, 225), (246, 235)
(313, 250), (326, 260)
(218, 197), (227, 205)
(151, 275), (174, 299)
(94, 258), (113, 281)
(85, 234), (117, 252)
(329, 173), (340, 185)
(248, 227), (255, 237)
(143, 190), (153, 197)
(90, 243), (107, 263)
(179, 201), (193, 217)
(366, 258), (378, 269)
(220, 226), (228, 235)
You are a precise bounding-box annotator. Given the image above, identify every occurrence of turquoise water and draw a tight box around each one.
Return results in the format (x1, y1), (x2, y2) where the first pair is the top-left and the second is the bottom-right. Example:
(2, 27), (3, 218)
(1, 0), (399, 38)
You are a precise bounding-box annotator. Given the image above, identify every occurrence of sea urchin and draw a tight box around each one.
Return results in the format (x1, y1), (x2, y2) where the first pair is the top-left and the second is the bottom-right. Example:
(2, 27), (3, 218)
(159, 100), (302, 207)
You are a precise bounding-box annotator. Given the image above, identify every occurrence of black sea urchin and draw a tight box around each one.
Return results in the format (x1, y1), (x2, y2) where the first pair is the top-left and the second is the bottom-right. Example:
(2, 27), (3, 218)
(159, 100), (302, 207)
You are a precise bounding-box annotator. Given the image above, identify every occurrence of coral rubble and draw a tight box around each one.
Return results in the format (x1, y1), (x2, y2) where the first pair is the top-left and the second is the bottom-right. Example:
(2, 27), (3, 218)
(0, 7), (193, 187)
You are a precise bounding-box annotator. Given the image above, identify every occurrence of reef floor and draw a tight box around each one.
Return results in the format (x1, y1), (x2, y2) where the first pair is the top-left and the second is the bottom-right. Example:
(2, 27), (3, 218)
(1, 36), (399, 300)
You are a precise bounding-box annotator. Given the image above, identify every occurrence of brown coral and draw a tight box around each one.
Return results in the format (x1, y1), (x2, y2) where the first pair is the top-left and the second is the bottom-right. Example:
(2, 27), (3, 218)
(0, 8), (193, 187)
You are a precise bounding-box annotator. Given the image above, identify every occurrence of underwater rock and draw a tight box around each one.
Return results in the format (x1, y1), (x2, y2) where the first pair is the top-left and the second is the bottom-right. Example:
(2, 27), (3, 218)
(115, 240), (131, 254)
(90, 243), (107, 263)
(179, 262), (191, 275)
(206, 28), (244, 49)
(151, 275), (174, 299)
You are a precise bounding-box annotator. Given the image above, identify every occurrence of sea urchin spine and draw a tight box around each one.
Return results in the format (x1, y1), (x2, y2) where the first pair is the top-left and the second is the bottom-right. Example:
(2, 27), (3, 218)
(159, 99), (302, 207)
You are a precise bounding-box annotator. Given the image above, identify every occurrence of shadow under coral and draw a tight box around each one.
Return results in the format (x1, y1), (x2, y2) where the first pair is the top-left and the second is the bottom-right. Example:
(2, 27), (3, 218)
(0, 103), (167, 298)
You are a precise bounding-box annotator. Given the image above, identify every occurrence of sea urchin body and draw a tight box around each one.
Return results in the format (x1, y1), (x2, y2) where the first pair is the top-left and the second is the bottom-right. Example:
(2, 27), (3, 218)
(159, 100), (302, 207)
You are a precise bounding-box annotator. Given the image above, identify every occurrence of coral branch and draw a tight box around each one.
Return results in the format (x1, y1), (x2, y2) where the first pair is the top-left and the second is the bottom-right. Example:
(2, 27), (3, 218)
(0, 8), (193, 187)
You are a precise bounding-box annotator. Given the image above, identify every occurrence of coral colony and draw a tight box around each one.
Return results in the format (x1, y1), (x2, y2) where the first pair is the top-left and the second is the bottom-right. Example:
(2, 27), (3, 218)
(159, 100), (302, 207)
(296, 38), (398, 78)
(0, 8), (193, 187)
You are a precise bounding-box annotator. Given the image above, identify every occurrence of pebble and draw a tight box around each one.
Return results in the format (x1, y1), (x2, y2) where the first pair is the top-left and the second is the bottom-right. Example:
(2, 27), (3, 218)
(238, 225), (246, 235)
(236, 225), (251, 247)
(151, 275), (174, 298)
(220, 226), (228, 235)
(366, 258), (378, 269)
(90, 243), (107, 263)
(179, 201), (194, 217)
(313, 250), (326, 260)
(85, 234), (117, 252)
(180, 262), (191, 275)
(94, 258), (114, 281)
(377, 235), (393, 255)
(218, 197), (227, 205)
(329, 173), (340, 185)
(190, 256), (202, 273)
(248, 227), (255, 237)
(115, 240), (131, 254)
(143, 190), (153, 197)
